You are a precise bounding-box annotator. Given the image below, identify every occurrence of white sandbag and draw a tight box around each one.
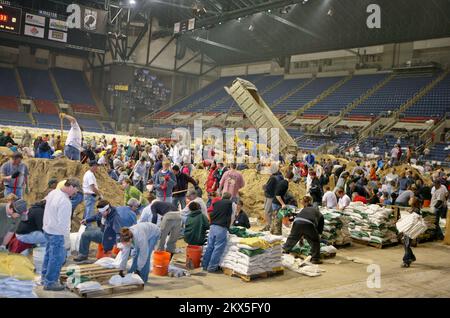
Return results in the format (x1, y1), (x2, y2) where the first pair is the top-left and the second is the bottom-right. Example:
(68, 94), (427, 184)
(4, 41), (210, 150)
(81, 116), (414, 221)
(76, 281), (103, 292)
(94, 257), (116, 269)
(109, 273), (144, 286)
(70, 225), (86, 253)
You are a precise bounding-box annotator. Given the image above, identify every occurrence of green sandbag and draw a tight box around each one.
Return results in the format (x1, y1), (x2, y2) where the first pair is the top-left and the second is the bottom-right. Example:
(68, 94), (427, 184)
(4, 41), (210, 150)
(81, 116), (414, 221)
(238, 248), (265, 257)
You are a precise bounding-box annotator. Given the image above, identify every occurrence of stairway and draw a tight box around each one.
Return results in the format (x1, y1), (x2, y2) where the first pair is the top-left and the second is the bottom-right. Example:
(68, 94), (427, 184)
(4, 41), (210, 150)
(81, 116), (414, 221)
(271, 77), (315, 110)
(83, 71), (109, 118)
(14, 67), (26, 99)
(340, 73), (395, 117)
(397, 68), (450, 115)
(48, 69), (64, 103)
(296, 75), (353, 116)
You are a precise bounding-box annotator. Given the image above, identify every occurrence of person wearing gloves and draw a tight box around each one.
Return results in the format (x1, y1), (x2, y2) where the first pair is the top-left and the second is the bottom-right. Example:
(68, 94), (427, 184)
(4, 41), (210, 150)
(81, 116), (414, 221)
(283, 196), (324, 264)
(153, 160), (176, 203)
(82, 160), (102, 220)
(118, 223), (161, 283)
(0, 198), (28, 249)
(172, 165), (199, 209)
(74, 200), (124, 262)
(1, 152), (29, 198)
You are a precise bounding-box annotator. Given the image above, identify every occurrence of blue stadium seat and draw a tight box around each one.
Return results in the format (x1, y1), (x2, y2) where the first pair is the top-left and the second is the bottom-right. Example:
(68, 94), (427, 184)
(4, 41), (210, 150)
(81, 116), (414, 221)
(304, 74), (387, 115)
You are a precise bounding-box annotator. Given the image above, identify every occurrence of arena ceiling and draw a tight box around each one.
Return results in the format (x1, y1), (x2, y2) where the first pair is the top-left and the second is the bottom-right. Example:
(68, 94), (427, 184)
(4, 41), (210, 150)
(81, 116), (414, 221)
(12, 0), (450, 66)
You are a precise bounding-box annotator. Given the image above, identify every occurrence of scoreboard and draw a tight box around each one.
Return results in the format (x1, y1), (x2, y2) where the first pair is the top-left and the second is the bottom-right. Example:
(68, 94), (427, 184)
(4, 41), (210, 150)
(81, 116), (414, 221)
(0, 4), (21, 34)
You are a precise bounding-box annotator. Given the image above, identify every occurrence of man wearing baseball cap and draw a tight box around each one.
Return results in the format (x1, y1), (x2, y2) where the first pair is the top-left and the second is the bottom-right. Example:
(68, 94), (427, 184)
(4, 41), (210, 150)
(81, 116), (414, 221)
(42, 178), (81, 291)
(0, 198), (28, 250)
(1, 152), (29, 198)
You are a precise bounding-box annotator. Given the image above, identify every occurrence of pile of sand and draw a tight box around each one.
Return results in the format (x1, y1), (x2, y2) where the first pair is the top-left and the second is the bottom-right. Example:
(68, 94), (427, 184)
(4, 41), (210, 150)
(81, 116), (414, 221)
(192, 168), (306, 220)
(23, 158), (124, 230)
(379, 164), (433, 185)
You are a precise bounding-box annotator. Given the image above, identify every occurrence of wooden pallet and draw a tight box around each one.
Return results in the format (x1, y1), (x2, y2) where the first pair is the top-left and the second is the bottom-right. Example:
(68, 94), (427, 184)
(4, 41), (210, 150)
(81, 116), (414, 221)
(352, 238), (399, 249)
(222, 267), (284, 282)
(71, 283), (145, 298)
(60, 264), (121, 283)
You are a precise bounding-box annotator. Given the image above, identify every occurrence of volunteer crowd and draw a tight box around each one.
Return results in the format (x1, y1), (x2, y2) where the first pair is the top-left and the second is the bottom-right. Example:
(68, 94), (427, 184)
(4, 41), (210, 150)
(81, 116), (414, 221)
(0, 114), (448, 290)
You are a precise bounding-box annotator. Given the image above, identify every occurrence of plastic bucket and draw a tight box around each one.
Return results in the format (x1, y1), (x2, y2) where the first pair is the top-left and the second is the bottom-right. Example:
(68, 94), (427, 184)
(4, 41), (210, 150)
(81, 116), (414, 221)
(152, 251), (171, 276)
(186, 245), (202, 269)
(96, 244), (112, 259)
(33, 247), (46, 274)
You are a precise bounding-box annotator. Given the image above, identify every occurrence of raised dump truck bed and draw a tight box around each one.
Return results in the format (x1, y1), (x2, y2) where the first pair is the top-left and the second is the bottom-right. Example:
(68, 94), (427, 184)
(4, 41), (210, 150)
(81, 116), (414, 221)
(226, 77), (298, 154)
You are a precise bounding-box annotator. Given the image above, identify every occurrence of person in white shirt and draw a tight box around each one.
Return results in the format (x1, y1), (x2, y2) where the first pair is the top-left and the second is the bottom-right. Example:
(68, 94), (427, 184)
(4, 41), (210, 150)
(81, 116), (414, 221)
(322, 186), (338, 209)
(430, 180), (448, 240)
(336, 188), (351, 210)
(60, 113), (82, 161)
(42, 178), (80, 291)
(83, 160), (102, 220)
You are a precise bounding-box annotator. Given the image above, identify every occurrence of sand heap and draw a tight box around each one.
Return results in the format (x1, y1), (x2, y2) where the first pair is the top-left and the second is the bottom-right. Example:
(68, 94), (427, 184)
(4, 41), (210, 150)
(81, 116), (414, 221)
(23, 158), (124, 230)
(192, 168), (306, 220)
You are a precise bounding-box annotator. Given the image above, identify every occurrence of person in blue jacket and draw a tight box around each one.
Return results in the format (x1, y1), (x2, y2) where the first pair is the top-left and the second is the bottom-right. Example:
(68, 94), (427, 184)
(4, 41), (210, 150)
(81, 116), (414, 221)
(74, 200), (131, 262)
(37, 141), (53, 159)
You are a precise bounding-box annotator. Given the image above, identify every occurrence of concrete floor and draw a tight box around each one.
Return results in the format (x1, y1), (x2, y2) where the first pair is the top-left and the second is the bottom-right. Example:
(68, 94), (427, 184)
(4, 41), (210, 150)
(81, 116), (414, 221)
(37, 241), (450, 298)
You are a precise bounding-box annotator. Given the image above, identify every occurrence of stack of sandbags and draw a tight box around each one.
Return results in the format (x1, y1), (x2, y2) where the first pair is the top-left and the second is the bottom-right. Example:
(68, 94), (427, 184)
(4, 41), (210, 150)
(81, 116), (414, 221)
(219, 228), (283, 275)
(0, 253), (37, 298)
(320, 208), (352, 246)
(343, 202), (398, 245)
(289, 239), (337, 258)
(396, 213), (428, 240)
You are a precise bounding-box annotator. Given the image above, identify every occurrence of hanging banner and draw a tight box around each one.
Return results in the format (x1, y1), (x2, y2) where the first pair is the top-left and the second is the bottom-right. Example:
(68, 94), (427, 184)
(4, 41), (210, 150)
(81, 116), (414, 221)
(24, 24), (44, 38)
(48, 29), (67, 42)
(49, 18), (68, 31)
(25, 12), (45, 26)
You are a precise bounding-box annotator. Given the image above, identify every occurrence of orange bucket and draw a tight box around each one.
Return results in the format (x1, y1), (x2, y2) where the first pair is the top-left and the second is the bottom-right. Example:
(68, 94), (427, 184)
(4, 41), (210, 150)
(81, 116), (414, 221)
(112, 245), (120, 256)
(186, 245), (202, 269)
(96, 244), (113, 259)
(423, 200), (431, 208)
(152, 251), (171, 276)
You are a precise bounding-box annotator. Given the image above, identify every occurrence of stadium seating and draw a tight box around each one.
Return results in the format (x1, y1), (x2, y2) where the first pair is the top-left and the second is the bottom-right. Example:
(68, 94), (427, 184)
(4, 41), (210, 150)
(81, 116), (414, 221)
(349, 73), (437, 116)
(34, 99), (59, 114)
(0, 109), (33, 127)
(52, 68), (99, 113)
(403, 72), (450, 118)
(102, 122), (115, 134)
(304, 74), (388, 115)
(422, 143), (449, 163)
(263, 78), (307, 109)
(77, 117), (104, 133)
(18, 67), (57, 101)
(274, 76), (343, 114)
(0, 67), (20, 97)
(0, 96), (19, 112)
(34, 113), (71, 130)
(169, 76), (234, 112)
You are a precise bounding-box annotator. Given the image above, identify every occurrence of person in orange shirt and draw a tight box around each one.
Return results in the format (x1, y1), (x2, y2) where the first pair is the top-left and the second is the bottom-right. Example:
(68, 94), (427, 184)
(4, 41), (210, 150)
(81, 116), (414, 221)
(369, 163), (378, 181)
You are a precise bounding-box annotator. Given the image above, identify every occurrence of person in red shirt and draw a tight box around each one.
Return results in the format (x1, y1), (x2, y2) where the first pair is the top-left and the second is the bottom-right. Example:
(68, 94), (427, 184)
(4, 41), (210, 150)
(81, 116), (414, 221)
(352, 192), (368, 204)
(205, 161), (218, 193)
